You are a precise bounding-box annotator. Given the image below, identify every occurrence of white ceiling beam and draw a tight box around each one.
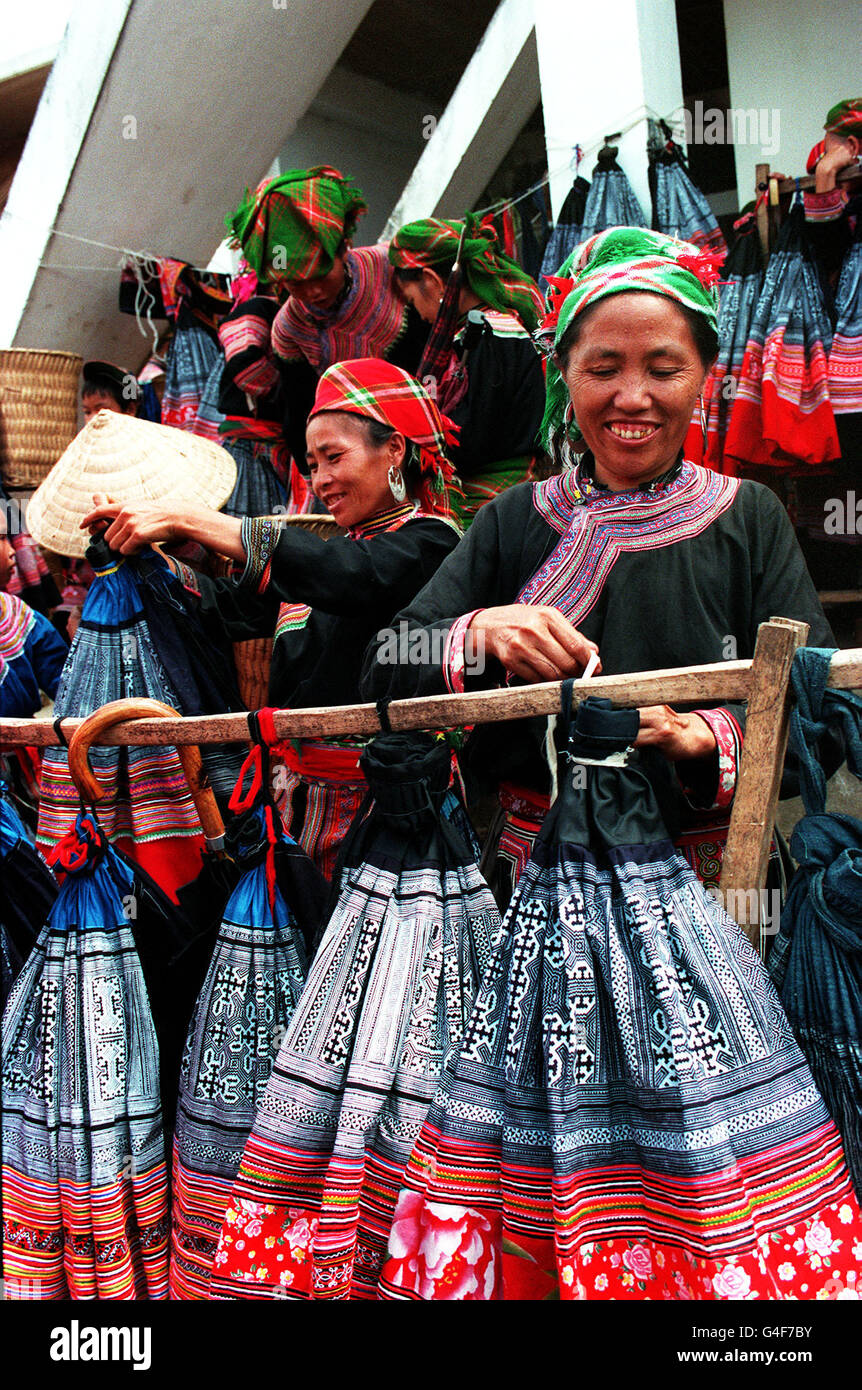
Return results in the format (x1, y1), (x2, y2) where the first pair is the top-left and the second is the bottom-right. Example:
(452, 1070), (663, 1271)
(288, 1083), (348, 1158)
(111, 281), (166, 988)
(381, 0), (539, 239)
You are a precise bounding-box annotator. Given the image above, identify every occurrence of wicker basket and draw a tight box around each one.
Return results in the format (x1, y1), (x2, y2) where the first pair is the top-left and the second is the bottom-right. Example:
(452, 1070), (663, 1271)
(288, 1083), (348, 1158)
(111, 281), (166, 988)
(0, 349), (82, 489)
(233, 636), (273, 711)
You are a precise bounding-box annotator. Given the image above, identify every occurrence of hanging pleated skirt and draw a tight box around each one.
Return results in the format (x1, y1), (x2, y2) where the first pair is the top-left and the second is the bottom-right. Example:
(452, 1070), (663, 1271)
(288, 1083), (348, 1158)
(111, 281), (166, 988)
(2, 815), (169, 1299)
(378, 704), (862, 1300)
(36, 550), (205, 900)
(170, 812), (312, 1299)
(209, 736), (501, 1300)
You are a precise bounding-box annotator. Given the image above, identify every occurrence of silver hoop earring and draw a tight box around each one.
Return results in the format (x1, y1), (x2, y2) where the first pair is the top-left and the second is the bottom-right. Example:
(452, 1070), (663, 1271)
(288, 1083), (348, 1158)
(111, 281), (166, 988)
(388, 465), (407, 503)
(698, 394), (708, 448)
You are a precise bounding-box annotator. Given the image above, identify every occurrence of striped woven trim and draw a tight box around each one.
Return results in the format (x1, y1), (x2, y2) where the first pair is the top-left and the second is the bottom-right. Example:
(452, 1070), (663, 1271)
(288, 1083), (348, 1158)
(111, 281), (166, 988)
(524, 462), (739, 625)
(0, 592), (36, 661)
(275, 602), (312, 638)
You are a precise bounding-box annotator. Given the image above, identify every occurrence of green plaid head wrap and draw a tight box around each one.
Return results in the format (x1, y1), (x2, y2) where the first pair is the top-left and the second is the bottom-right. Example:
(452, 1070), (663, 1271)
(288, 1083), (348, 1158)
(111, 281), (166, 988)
(226, 166), (367, 281)
(389, 215), (545, 331)
(539, 226), (722, 451)
(824, 99), (862, 137)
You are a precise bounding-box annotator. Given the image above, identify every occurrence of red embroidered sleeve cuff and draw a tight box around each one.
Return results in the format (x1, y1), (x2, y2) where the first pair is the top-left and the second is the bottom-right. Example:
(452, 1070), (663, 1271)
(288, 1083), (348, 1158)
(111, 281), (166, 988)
(443, 611), (482, 694)
(680, 708), (743, 810)
(804, 188), (849, 222)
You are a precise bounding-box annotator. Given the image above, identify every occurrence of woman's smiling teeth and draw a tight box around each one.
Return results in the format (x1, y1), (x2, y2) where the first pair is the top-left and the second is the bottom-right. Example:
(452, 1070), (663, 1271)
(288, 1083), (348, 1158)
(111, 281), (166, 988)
(606, 423), (658, 440)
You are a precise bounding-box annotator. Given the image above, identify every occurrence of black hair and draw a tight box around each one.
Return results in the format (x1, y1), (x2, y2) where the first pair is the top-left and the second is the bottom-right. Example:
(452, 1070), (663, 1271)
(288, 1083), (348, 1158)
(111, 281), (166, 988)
(81, 379), (128, 409)
(392, 259), (456, 285)
(555, 294), (718, 371)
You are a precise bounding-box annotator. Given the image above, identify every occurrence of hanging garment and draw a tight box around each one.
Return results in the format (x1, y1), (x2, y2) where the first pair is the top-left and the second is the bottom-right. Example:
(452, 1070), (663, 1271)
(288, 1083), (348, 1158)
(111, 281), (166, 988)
(0, 788), (57, 1008)
(2, 813), (170, 1300)
(37, 540), (243, 900)
(540, 176), (591, 286)
(0, 590), (68, 719)
(161, 306), (222, 433)
(208, 734), (500, 1300)
(828, 220), (862, 462)
(171, 732), (325, 1299)
(650, 139), (727, 257)
(192, 354), (288, 517)
(696, 219), (764, 474)
(725, 200), (840, 471)
(769, 647), (862, 1199)
(579, 147), (647, 242)
(377, 696), (862, 1301)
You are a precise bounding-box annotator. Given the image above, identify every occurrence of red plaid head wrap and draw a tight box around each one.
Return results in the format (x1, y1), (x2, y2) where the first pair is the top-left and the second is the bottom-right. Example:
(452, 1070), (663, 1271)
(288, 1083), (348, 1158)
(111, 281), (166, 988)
(308, 359), (459, 519)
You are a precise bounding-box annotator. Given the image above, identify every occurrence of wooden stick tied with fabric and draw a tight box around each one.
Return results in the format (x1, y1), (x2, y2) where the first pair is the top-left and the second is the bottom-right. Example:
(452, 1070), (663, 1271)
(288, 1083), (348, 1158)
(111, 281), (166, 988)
(719, 618), (809, 952)
(2, 637), (860, 749)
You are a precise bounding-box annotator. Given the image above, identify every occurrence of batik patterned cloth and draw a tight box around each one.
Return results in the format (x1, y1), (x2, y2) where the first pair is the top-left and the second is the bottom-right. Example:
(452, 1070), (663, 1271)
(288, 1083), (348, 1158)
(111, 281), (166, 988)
(208, 737), (500, 1300)
(161, 313), (221, 432)
(828, 231), (862, 416)
(2, 814), (169, 1299)
(377, 720), (862, 1302)
(652, 146), (728, 257)
(725, 201), (840, 470)
(170, 807), (309, 1299)
(36, 551), (205, 901)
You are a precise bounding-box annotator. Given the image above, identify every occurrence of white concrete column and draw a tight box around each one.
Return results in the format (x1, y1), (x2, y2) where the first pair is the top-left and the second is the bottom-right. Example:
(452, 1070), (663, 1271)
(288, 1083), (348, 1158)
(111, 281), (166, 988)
(382, 0), (539, 237)
(535, 0), (685, 223)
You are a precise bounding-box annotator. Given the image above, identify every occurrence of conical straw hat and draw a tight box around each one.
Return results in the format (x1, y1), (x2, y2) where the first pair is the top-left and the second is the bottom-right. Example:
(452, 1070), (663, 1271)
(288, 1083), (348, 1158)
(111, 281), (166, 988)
(26, 409), (238, 557)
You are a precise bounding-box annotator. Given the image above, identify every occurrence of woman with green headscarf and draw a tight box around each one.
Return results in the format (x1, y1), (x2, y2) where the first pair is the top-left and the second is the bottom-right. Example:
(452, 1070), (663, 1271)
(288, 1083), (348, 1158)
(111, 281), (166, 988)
(389, 216), (547, 526)
(226, 167), (429, 497)
(364, 225), (836, 906)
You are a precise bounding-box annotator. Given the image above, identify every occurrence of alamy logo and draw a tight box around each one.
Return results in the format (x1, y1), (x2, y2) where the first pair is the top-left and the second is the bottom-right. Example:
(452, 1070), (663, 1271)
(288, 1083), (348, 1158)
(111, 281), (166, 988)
(50, 1321), (151, 1371)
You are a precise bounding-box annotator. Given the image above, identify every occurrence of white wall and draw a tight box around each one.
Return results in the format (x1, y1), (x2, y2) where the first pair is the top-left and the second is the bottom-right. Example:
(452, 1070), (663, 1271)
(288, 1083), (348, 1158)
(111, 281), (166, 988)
(536, 0), (685, 222)
(724, 0), (861, 201)
(277, 66), (433, 245)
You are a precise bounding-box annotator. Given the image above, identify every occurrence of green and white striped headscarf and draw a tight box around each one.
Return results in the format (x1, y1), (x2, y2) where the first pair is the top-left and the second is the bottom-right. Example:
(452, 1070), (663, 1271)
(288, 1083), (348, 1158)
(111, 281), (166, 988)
(540, 226), (722, 450)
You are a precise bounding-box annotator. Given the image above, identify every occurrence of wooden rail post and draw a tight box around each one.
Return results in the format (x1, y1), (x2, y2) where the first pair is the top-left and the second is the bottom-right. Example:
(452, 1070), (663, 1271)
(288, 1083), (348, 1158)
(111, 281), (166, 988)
(719, 617), (809, 953)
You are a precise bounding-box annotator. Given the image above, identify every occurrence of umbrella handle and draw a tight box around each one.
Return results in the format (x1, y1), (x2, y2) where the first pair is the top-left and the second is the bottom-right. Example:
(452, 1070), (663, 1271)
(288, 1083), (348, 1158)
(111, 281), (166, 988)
(67, 697), (226, 844)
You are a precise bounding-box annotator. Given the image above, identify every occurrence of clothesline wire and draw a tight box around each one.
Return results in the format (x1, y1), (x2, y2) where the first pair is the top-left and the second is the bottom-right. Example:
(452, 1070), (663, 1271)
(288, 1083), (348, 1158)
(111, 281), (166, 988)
(12, 102), (689, 284)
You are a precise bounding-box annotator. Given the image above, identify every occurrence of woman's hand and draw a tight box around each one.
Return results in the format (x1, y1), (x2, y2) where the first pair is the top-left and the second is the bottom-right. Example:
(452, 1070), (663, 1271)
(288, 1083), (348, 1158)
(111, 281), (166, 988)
(635, 706), (716, 761)
(80, 495), (246, 560)
(81, 495), (184, 553)
(468, 605), (600, 683)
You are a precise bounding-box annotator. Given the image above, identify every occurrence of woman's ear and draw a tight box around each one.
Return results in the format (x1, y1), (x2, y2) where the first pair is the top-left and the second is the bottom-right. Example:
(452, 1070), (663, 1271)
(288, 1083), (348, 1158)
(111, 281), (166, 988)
(422, 267), (446, 299)
(387, 431), (408, 469)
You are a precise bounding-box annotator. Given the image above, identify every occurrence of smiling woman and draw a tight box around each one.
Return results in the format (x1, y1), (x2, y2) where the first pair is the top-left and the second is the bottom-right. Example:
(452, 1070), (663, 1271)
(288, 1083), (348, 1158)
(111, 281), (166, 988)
(363, 226), (836, 904)
(81, 359), (462, 879)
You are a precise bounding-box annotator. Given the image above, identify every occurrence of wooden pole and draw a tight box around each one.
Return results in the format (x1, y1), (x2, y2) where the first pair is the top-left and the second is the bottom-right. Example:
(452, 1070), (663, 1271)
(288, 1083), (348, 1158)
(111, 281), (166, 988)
(719, 618), (809, 953)
(0, 658), (757, 748)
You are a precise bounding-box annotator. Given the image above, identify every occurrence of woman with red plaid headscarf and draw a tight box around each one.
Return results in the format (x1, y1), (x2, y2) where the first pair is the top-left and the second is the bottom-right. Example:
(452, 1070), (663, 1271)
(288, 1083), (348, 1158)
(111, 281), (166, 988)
(82, 359), (463, 879)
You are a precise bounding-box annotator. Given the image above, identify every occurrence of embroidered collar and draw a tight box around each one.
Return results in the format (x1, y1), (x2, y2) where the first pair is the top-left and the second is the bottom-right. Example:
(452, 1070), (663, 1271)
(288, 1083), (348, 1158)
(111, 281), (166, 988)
(348, 502), (418, 539)
(570, 450), (685, 502)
